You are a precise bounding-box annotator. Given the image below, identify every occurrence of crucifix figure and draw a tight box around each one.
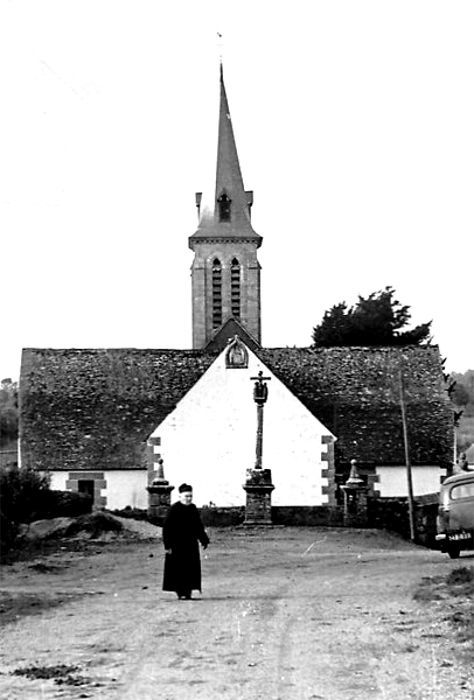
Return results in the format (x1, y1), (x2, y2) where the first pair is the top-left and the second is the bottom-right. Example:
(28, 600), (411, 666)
(250, 371), (271, 469)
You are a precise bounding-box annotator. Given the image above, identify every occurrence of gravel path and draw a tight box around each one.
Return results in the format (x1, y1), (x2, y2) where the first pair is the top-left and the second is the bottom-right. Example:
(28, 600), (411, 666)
(0, 527), (473, 699)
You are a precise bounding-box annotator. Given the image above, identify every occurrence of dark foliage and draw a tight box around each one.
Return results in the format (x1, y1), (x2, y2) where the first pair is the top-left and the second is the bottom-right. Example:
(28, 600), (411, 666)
(0, 378), (18, 445)
(312, 287), (432, 347)
(34, 490), (93, 520)
(0, 469), (93, 553)
(450, 370), (474, 452)
(0, 467), (50, 552)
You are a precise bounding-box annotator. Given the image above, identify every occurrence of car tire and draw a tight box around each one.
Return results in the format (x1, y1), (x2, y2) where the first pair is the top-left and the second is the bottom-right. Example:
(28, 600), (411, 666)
(448, 545), (460, 559)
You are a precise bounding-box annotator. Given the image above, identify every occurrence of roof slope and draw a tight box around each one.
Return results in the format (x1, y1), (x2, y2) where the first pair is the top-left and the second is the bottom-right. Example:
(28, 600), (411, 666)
(19, 348), (216, 471)
(259, 345), (453, 467)
(19, 344), (453, 472)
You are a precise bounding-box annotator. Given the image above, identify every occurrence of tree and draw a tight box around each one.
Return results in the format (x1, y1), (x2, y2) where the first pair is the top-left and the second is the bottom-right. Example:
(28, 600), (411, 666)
(312, 287), (432, 347)
(450, 370), (474, 453)
(0, 378), (19, 446)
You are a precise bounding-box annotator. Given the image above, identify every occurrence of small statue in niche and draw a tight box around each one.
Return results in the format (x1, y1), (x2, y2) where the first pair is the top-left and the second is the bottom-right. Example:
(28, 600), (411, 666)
(226, 336), (248, 368)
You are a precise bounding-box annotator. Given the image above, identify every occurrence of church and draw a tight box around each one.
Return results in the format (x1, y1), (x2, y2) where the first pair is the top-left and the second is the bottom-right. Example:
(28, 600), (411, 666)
(19, 64), (454, 512)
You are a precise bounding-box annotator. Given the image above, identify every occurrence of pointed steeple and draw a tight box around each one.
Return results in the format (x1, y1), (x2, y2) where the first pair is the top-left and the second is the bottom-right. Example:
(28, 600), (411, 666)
(189, 63), (262, 246)
(189, 62), (263, 350)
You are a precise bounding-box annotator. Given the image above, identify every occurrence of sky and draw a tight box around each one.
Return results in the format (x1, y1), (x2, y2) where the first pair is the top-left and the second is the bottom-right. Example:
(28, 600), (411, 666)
(1, 0), (473, 381)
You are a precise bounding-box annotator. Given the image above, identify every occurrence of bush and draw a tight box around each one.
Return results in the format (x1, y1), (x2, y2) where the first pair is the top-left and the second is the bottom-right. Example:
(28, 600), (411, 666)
(34, 490), (93, 520)
(0, 467), (50, 553)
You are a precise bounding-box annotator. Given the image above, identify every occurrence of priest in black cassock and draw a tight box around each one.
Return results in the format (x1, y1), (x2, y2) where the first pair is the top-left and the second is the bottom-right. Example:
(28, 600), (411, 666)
(162, 483), (210, 600)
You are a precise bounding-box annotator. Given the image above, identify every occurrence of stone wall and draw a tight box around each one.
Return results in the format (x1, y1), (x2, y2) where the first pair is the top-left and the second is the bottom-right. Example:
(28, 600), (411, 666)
(367, 494), (440, 547)
(197, 506), (345, 528)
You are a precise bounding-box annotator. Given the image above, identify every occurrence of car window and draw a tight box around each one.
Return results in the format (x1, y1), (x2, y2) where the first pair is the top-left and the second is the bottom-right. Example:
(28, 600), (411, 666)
(450, 482), (474, 500)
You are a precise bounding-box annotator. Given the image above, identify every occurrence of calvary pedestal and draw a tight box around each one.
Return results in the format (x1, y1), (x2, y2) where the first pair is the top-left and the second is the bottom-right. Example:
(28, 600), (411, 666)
(243, 468), (275, 525)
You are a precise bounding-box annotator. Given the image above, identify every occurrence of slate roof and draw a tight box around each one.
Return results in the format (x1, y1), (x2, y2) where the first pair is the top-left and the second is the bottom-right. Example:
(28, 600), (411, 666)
(19, 344), (453, 473)
(19, 348), (216, 472)
(259, 345), (453, 468)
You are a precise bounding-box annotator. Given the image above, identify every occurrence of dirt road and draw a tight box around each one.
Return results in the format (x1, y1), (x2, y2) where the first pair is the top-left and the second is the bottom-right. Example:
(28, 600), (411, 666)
(0, 527), (473, 700)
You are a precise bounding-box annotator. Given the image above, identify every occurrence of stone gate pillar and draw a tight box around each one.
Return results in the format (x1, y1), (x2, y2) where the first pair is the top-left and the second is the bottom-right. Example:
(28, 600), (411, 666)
(146, 437), (174, 522)
(341, 459), (369, 527)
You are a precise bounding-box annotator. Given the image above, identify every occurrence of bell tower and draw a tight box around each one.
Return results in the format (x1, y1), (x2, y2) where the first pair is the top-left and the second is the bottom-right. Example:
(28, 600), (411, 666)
(189, 64), (262, 350)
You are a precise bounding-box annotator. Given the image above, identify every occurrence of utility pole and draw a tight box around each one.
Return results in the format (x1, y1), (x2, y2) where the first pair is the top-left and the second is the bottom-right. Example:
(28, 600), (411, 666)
(399, 368), (416, 542)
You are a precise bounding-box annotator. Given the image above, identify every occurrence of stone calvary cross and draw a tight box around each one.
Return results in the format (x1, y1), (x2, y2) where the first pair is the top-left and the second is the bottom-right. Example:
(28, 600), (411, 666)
(244, 371), (275, 525)
(250, 371), (271, 469)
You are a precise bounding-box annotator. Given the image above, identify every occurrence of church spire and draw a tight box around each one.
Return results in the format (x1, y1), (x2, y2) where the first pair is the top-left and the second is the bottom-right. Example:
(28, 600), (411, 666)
(189, 63), (261, 244)
(189, 61), (263, 350)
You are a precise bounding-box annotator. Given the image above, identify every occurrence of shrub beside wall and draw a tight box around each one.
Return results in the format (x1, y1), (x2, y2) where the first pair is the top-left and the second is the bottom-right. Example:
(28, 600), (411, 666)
(0, 467), (49, 552)
(34, 490), (93, 520)
(0, 466), (93, 553)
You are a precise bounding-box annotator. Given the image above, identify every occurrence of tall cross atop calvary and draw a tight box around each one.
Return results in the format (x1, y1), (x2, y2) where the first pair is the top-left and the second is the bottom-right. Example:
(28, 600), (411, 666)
(251, 371), (271, 469)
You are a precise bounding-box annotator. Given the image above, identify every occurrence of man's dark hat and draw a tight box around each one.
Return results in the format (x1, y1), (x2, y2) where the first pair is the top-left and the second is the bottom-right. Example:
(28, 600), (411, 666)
(178, 483), (193, 493)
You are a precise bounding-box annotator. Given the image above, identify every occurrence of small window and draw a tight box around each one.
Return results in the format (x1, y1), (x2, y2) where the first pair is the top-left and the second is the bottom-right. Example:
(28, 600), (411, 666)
(217, 193), (231, 222)
(450, 482), (474, 500)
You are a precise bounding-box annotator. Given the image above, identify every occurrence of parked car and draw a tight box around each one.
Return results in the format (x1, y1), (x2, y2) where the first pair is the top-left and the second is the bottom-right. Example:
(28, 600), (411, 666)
(436, 471), (474, 558)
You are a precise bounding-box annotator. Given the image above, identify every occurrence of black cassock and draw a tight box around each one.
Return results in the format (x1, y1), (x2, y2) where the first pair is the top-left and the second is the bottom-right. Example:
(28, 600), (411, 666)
(162, 502), (210, 596)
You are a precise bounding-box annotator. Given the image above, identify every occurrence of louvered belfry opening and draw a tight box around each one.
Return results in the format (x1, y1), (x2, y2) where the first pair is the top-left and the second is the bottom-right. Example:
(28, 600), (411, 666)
(212, 258), (223, 329)
(231, 258), (241, 319)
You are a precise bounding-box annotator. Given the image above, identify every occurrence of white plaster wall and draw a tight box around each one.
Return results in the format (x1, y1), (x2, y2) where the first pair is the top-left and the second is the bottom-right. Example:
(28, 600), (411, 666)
(105, 471), (148, 510)
(149, 347), (334, 507)
(375, 465), (445, 498)
(48, 472), (70, 492)
(47, 470), (148, 510)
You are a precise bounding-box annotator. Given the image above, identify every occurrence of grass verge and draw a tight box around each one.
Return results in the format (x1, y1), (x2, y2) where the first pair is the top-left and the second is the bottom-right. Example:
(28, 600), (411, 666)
(414, 565), (474, 662)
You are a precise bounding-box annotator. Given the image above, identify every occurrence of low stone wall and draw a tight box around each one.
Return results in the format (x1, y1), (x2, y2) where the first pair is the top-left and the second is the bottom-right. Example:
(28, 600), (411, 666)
(142, 497), (440, 546)
(197, 506), (345, 528)
(367, 494), (439, 548)
(271, 506), (345, 527)
(199, 507), (246, 527)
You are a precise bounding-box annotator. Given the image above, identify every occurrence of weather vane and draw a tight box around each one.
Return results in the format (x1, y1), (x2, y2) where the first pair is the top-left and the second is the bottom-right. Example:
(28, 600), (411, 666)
(217, 31), (223, 65)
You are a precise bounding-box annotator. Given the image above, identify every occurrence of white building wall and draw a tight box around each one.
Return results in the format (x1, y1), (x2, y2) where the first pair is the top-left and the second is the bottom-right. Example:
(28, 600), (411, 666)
(47, 470), (148, 510)
(105, 471), (148, 510)
(375, 465), (445, 498)
(150, 346), (334, 507)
